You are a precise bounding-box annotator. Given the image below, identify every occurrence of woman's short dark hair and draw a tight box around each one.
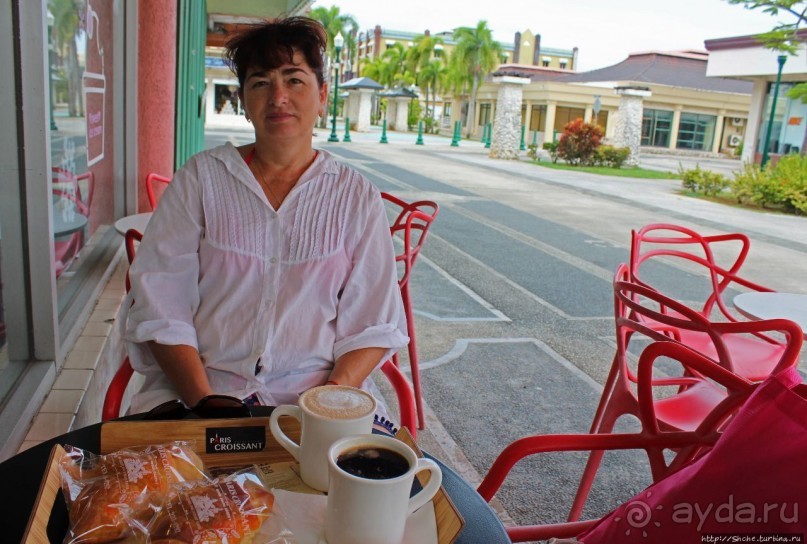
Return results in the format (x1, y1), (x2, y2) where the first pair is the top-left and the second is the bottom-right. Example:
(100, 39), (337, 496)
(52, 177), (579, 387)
(224, 17), (327, 89)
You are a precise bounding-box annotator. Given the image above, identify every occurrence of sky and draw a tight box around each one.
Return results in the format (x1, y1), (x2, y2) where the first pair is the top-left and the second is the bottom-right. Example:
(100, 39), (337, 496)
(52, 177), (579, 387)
(311, 0), (786, 71)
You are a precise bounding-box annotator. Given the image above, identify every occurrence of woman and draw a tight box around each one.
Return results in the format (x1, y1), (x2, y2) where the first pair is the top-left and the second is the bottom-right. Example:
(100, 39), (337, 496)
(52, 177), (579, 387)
(124, 17), (408, 416)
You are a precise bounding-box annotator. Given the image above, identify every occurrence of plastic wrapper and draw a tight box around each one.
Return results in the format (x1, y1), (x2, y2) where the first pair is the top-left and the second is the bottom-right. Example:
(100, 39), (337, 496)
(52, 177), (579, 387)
(143, 468), (274, 544)
(58, 441), (208, 544)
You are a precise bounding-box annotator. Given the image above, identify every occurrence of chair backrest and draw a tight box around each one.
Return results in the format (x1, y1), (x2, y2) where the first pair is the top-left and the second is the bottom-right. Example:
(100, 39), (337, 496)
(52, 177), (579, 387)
(630, 223), (772, 322)
(124, 229), (143, 293)
(105, 225), (419, 434)
(614, 264), (802, 377)
(380, 192), (439, 289)
(146, 173), (171, 210)
(52, 167), (95, 216)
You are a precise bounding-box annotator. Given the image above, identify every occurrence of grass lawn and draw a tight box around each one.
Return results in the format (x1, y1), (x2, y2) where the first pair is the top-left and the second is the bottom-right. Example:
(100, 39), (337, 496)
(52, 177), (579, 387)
(530, 160), (680, 180)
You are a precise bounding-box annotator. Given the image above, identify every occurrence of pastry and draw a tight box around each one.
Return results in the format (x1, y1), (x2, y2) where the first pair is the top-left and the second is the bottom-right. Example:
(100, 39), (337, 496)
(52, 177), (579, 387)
(60, 442), (207, 544)
(147, 471), (274, 544)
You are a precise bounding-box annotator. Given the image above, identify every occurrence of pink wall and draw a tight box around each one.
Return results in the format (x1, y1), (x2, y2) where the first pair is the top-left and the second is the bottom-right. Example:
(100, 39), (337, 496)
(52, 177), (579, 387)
(137, 0), (177, 213)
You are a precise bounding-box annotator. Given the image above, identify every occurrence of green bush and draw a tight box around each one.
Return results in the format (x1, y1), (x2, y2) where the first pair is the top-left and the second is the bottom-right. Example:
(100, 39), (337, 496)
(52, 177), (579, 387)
(593, 145), (631, 168)
(556, 119), (604, 166)
(542, 141), (559, 163)
(776, 154), (807, 214)
(680, 164), (730, 197)
(729, 155), (807, 213)
(730, 162), (778, 207)
(527, 143), (539, 160)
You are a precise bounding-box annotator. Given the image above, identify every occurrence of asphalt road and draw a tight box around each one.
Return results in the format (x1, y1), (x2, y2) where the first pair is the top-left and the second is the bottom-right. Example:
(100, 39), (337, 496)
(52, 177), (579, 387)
(205, 125), (807, 537)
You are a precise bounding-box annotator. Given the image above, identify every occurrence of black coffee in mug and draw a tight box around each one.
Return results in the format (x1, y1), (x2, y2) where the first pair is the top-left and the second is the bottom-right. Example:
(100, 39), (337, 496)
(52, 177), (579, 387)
(336, 446), (409, 480)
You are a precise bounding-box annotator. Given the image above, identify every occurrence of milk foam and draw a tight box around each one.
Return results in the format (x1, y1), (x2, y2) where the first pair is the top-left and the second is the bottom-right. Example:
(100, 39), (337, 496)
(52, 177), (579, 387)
(301, 385), (375, 419)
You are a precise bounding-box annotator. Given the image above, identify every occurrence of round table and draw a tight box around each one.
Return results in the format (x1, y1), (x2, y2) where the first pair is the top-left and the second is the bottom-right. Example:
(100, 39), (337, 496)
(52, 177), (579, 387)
(53, 211), (88, 239)
(733, 292), (807, 334)
(114, 212), (153, 236)
(0, 410), (511, 543)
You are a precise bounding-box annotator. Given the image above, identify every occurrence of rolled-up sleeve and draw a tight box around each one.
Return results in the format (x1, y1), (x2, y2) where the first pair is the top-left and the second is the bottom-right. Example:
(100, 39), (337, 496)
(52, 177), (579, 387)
(333, 187), (409, 361)
(125, 159), (204, 351)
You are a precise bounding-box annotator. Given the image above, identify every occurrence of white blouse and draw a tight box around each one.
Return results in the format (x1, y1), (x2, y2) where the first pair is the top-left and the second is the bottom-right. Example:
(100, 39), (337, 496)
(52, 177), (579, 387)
(124, 144), (408, 412)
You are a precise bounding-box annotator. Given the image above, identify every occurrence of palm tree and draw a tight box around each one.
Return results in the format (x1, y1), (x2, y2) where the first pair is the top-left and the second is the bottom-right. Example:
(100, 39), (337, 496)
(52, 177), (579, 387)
(308, 6), (358, 127)
(418, 59), (445, 131)
(451, 21), (502, 138)
(50, 0), (83, 117)
(308, 5), (358, 62)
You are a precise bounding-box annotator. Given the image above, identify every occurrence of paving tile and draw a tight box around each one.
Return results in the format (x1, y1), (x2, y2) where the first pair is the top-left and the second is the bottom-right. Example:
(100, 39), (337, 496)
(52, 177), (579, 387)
(89, 309), (118, 323)
(73, 335), (106, 352)
(95, 298), (123, 311)
(53, 369), (93, 390)
(64, 349), (100, 370)
(25, 412), (75, 441)
(81, 321), (113, 337)
(40, 389), (85, 414)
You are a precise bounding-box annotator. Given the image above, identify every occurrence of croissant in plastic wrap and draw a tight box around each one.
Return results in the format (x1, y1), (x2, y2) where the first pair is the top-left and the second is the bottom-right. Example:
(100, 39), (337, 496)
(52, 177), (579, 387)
(146, 470), (274, 544)
(59, 442), (208, 544)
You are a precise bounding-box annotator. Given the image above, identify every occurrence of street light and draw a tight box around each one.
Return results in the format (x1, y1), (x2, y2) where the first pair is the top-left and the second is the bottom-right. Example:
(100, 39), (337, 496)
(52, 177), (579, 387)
(761, 54), (787, 168)
(47, 9), (57, 131)
(328, 32), (344, 143)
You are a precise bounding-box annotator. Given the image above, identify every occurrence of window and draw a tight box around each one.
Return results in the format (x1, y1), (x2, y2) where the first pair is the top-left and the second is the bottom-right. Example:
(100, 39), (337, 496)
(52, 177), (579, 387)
(677, 112), (716, 151)
(758, 82), (807, 155)
(641, 109), (673, 147)
(478, 103), (492, 126)
(530, 105), (547, 131)
(554, 106), (586, 131)
(542, 60), (550, 67)
(559, 59), (568, 69)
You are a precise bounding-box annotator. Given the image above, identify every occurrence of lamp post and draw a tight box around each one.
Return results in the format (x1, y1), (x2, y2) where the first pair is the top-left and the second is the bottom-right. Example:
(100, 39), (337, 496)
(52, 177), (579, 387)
(761, 55), (787, 168)
(328, 32), (344, 143)
(47, 9), (58, 131)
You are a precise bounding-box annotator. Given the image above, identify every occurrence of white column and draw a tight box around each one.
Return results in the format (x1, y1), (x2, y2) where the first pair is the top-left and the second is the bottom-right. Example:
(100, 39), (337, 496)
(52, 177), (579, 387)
(613, 86), (652, 167)
(356, 89), (374, 132)
(489, 75), (530, 160)
(744, 79), (768, 163)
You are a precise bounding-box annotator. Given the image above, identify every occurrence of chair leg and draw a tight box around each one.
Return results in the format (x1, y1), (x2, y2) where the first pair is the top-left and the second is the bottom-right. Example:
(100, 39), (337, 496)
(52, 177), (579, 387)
(588, 354), (619, 434)
(568, 407), (622, 522)
(402, 285), (426, 430)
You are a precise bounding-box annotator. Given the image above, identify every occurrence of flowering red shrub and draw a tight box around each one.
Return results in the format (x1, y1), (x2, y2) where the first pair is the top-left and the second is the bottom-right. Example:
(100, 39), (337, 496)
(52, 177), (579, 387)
(556, 119), (604, 166)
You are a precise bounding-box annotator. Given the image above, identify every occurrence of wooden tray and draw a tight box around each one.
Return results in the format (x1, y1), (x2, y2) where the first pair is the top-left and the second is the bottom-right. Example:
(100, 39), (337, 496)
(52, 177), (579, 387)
(25, 418), (464, 544)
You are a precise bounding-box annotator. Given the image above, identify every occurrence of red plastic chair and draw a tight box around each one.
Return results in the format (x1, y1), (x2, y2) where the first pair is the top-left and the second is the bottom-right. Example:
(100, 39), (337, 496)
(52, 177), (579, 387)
(478, 340), (777, 542)
(630, 223), (782, 381)
(104, 226), (418, 435)
(145, 172), (171, 210)
(573, 264), (803, 521)
(52, 168), (95, 277)
(381, 192), (439, 430)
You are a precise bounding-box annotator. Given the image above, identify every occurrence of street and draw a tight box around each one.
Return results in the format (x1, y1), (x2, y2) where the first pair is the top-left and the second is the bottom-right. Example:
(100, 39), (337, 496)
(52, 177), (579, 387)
(205, 125), (807, 533)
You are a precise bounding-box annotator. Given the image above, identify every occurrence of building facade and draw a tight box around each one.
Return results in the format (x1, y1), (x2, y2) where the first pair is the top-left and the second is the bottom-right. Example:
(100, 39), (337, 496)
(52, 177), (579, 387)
(706, 31), (807, 164)
(449, 50), (753, 156)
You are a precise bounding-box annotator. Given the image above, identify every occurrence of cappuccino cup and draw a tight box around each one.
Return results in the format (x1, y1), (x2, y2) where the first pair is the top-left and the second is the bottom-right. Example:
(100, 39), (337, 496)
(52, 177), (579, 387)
(269, 385), (376, 492)
(325, 434), (443, 544)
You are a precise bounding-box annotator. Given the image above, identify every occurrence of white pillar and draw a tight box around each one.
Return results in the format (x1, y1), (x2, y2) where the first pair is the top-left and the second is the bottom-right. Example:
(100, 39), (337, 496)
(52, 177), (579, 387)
(613, 86), (651, 167)
(391, 97), (409, 131)
(489, 75), (530, 160)
(744, 79), (768, 163)
(356, 89), (374, 132)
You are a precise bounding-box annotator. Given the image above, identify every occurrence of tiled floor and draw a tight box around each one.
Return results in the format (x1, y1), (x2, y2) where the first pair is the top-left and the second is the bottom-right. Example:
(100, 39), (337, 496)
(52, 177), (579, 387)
(17, 260), (127, 453)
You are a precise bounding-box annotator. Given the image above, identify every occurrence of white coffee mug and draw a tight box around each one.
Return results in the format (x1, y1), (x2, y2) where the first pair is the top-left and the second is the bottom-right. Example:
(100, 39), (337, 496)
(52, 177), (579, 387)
(269, 385), (376, 492)
(325, 434), (443, 544)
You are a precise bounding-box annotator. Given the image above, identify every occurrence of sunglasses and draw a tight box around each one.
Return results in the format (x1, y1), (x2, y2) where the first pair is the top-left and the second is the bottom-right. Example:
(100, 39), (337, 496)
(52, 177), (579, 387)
(143, 394), (252, 420)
